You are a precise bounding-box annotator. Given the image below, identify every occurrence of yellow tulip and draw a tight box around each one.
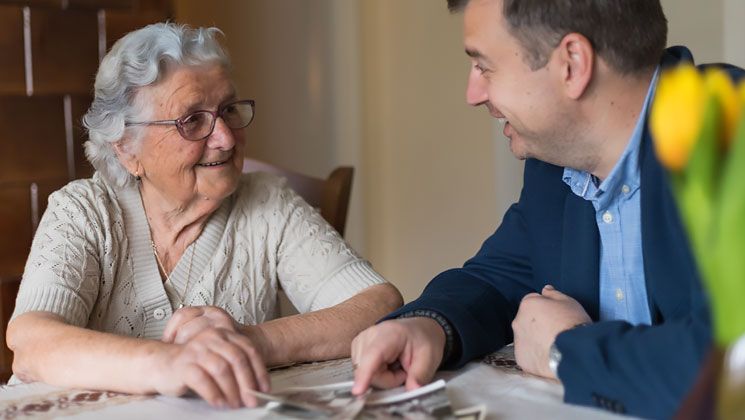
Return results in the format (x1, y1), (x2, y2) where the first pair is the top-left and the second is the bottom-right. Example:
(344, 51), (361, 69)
(704, 68), (740, 148)
(650, 65), (706, 171)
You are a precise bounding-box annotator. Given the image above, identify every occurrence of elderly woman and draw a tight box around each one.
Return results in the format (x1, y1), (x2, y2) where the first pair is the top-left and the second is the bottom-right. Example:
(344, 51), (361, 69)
(6, 23), (402, 408)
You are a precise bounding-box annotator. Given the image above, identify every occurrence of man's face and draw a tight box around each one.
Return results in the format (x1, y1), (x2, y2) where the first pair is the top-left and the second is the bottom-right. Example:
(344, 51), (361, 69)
(462, 0), (576, 164)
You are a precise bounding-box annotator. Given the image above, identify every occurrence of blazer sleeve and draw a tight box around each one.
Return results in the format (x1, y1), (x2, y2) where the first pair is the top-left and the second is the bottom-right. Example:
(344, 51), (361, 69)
(555, 302), (710, 418)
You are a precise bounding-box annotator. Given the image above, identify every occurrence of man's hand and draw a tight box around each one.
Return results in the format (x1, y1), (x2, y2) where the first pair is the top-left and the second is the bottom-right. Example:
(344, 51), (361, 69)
(163, 306), (240, 344)
(351, 318), (445, 395)
(512, 285), (591, 379)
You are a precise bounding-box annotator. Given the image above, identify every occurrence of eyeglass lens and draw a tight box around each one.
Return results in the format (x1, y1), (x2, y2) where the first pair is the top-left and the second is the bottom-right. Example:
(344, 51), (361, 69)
(178, 101), (254, 141)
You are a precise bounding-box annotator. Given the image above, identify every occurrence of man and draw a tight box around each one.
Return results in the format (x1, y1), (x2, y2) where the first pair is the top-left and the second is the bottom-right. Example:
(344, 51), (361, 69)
(350, 0), (744, 418)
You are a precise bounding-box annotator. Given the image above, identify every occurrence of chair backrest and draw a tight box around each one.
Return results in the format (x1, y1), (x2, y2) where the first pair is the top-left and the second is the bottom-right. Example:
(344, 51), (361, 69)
(242, 158), (355, 237)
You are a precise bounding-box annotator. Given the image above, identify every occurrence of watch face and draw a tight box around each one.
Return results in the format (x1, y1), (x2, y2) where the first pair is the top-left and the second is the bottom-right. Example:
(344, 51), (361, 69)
(550, 344), (562, 362)
(548, 344), (562, 376)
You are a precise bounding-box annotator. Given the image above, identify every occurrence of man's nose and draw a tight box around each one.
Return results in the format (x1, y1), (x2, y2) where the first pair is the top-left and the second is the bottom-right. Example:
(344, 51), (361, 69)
(466, 69), (489, 106)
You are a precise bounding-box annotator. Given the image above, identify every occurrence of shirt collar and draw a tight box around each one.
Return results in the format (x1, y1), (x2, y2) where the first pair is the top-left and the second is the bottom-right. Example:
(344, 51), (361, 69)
(563, 67), (659, 207)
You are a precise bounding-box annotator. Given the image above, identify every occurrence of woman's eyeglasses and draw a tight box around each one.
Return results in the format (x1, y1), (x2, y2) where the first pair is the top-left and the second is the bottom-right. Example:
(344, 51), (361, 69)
(125, 99), (255, 141)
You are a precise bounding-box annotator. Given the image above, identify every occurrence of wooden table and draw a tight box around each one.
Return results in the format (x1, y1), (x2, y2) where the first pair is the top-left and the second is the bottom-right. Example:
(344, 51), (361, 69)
(0, 347), (633, 419)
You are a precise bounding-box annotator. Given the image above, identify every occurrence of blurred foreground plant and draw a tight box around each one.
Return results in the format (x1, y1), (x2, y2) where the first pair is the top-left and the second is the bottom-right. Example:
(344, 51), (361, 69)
(651, 65), (745, 346)
(651, 65), (745, 419)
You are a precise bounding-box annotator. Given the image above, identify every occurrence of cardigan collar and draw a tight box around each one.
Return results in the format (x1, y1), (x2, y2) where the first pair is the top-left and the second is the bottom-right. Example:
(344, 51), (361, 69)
(116, 181), (230, 339)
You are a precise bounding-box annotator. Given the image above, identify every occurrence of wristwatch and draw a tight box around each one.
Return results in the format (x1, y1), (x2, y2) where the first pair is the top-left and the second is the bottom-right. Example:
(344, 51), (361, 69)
(548, 342), (562, 377)
(548, 322), (592, 377)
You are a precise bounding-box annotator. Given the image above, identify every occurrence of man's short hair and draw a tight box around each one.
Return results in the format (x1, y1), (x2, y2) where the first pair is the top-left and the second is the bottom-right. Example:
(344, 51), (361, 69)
(447, 0), (668, 75)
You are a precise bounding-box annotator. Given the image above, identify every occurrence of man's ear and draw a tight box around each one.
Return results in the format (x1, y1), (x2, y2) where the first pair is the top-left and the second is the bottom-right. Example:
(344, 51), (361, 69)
(554, 32), (594, 100)
(114, 141), (141, 177)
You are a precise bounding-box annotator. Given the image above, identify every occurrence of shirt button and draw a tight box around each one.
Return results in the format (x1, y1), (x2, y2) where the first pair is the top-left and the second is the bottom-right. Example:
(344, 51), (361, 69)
(153, 308), (166, 320)
(622, 185), (630, 194)
(615, 289), (625, 301)
(602, 211), (613, 224)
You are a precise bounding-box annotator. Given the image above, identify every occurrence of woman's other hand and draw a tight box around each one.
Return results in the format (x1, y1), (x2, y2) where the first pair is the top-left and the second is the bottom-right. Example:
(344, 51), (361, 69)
(163, 306), (240, 344)
(153, 327), (270, 408)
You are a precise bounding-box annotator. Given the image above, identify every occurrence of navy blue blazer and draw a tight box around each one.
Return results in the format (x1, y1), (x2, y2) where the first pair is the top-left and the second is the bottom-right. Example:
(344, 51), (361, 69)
(388, 47), (744, 418)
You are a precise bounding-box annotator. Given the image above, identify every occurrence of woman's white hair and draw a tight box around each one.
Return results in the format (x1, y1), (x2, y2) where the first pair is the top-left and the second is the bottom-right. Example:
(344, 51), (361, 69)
(83, 22), (230, 188)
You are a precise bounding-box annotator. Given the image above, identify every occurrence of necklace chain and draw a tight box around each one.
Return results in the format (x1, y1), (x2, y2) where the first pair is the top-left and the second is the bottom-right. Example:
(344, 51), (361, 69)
(151, 239), (197, 309)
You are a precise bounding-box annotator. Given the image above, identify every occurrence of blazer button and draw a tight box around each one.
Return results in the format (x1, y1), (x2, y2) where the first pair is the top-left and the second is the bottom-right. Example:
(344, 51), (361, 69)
(613, 402), (625, 413)
(153, 308), (166, 320)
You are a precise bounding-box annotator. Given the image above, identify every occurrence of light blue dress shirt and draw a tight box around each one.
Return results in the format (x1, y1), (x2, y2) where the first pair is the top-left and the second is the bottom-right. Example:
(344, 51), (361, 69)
(561, 69), (659, 325)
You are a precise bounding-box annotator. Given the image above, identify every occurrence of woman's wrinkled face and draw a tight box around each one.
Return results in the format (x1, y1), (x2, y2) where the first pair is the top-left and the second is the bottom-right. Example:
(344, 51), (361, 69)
(132, 64), (245, 207)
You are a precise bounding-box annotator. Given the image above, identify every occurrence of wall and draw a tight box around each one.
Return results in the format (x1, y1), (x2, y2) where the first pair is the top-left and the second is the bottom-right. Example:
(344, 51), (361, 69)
(662, 0), (745, 68)
(723, 0), (745, 67)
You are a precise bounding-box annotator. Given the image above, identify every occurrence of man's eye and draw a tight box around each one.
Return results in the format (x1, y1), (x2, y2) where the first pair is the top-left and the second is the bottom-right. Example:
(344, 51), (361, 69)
(475, 64), (487, 74)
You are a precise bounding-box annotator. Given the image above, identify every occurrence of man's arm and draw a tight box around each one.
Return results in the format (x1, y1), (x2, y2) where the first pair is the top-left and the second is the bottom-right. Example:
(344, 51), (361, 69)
(351, 193), (540, 393)
(384, 198), (537, 368)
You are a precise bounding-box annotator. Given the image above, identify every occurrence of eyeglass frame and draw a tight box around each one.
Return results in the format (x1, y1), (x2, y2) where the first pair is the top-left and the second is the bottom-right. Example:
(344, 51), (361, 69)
(124, 99), (256, 141)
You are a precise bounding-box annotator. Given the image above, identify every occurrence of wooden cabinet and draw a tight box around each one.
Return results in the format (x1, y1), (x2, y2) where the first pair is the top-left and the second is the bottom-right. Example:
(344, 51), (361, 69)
(0, 0), (172, 382)
(30, 8), (100, 95)
(0, 6), (25, 94)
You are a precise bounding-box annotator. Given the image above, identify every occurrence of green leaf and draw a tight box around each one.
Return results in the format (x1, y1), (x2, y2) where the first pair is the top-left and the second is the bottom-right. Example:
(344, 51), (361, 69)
(712, 107), (745, 345)
(677, 96), (720, 276)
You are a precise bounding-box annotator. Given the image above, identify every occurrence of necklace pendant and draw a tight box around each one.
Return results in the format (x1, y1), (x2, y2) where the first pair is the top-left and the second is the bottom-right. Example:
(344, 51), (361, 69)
(178, 303), (184, 309)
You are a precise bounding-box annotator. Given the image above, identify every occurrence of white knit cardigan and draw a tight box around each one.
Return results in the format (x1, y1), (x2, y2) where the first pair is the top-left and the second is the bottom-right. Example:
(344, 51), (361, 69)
(12, 172), (386, 339)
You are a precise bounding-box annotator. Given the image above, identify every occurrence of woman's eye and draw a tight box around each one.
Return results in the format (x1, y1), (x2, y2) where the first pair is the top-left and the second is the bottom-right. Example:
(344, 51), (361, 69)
(182, 113), (205, 126)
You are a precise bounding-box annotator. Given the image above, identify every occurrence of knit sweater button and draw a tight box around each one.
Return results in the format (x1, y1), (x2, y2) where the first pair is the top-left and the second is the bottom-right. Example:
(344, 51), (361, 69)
(153, 308), (166, 320)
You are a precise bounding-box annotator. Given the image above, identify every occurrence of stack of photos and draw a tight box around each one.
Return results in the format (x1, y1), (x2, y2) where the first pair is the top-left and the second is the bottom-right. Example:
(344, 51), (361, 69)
(264, 379), (484, 419)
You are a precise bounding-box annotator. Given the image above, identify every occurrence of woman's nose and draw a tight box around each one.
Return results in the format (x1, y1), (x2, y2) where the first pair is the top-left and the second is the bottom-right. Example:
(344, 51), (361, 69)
(206, 117), (236, 150)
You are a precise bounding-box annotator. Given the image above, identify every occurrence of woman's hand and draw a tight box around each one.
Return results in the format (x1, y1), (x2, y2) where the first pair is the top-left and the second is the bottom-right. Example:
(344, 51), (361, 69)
(163, 306), (240, 344)
(152, 327), (270, 408)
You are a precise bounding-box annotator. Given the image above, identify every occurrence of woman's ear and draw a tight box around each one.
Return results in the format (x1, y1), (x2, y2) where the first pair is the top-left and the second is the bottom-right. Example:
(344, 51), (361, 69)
(114, 141), (141, 178)
(554, 32), (594, 100)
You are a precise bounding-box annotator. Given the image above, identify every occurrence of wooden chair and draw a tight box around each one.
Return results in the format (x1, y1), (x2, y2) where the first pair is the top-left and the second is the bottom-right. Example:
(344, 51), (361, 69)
(242, 158), (355, 237)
